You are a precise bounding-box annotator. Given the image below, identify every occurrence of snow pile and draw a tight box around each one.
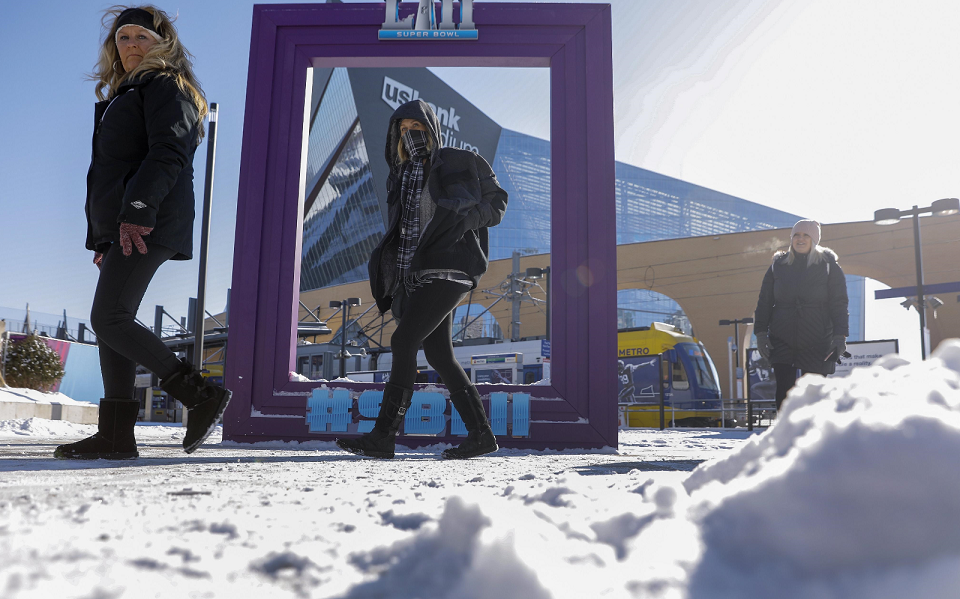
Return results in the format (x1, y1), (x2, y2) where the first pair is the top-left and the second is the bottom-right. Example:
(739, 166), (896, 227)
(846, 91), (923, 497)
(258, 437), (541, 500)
(0, 417), (93, 437)
(339, 341), (960, 598)
(667, 340), (960, 598)
(0, 386), (93, 405)
(0, 419), (208, 442)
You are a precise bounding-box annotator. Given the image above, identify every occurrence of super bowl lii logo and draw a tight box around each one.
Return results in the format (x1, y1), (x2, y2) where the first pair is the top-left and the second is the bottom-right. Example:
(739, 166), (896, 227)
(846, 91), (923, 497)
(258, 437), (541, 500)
(379, 0), (478, 40)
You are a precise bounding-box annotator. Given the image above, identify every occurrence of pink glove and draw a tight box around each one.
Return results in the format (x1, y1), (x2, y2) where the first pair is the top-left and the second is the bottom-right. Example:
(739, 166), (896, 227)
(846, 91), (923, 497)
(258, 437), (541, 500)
(119, 223), (153, 256)
(93, 252), (103, 269)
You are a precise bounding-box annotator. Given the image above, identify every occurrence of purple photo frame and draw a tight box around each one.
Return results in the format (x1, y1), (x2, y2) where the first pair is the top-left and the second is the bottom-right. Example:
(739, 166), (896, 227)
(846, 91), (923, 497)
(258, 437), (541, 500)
(224, 2), (617, 449)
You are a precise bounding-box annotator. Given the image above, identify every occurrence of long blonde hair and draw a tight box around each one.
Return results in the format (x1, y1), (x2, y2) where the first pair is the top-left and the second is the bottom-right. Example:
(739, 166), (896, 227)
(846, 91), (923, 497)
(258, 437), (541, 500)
(784, 245), (826, 266)
(89, 5), (207, 140)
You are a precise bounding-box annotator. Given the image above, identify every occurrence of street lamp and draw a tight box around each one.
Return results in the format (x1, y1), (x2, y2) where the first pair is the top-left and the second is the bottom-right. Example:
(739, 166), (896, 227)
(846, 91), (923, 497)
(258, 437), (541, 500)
(525, 266), (551, 341)
(873, 198), (959, 360)
(330, 298), (362, 378)
(720, 317), (754, 430)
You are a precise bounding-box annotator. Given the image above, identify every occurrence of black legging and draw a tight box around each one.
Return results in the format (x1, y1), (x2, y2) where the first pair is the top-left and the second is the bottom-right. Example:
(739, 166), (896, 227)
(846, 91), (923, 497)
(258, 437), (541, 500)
(772, 363), (811, 411)
(389, 279), (472, 391)
(90, 242), (182, 399)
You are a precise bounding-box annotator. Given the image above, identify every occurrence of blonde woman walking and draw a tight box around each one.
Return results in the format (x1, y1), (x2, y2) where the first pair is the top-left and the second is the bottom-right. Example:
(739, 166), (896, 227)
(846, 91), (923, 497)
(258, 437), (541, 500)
(57, 6), (230, 459)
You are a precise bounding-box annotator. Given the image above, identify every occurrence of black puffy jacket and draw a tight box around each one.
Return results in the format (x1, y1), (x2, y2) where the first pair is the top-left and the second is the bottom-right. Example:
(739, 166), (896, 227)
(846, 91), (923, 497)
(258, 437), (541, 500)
(368, 101), (508, 314)
(754, 247), (849, 375)
(85, 71), (200, 260)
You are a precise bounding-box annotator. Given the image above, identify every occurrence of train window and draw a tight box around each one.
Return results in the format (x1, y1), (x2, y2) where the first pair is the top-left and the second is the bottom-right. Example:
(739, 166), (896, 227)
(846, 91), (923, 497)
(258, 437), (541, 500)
(677, 342), (720, 393)
(672, 361), (690, 390)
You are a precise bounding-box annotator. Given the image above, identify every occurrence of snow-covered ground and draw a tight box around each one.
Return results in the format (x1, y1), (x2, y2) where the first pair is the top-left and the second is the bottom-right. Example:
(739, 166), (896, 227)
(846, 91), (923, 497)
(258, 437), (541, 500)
(0, 386), (94, 405)
(2, 340), (959, 598)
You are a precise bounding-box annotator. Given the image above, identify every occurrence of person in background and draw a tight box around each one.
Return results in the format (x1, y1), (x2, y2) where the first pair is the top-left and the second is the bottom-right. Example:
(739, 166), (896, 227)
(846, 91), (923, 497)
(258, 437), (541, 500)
(753, 220), (849, 410)
(56, 5), (230, 460)
(337, 100), (508, 460)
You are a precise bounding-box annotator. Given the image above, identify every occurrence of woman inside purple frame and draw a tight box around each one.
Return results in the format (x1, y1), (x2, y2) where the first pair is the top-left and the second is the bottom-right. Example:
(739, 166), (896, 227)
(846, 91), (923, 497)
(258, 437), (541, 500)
(337, 100), (509, 460)
(56, 5), (231, 460)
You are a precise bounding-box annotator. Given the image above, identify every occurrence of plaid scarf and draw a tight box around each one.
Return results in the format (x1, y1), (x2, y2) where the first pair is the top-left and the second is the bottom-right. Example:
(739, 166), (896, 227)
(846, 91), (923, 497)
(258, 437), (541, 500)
(396, 129), (431, 277)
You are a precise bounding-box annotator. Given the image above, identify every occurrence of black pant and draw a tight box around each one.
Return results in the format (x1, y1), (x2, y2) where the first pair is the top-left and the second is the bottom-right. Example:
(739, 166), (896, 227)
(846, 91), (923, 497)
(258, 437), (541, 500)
(772, 363), (811, 410)
(389, 279), (472, 391)
(90, 242), (181, 399)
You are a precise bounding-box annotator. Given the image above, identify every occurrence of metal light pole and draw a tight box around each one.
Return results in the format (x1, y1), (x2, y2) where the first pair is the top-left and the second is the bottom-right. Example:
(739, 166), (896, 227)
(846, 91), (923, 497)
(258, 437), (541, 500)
(193, 103), (219, 372)
(874, 198), (959, 360)
(331, 298), (361, 378)
(720, 317), (754, 430)
(911, 208), (926, 358)
(525, 266), (551, 341)
(510, 251), (522, 341)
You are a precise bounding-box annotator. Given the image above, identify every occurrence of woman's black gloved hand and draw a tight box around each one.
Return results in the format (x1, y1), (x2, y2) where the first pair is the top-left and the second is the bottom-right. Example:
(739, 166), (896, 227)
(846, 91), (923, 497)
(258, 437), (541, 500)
(755, 331), (773, 361)
(828, 335), (847, 362)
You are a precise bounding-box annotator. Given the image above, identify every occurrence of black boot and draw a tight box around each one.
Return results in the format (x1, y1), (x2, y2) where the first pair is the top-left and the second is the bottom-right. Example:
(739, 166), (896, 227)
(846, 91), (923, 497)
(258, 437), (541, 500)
(160, 358), (232, 454)
(336, 382), (413, 459)
(54, 398), (139, 460)
(442, 385), (498, 459)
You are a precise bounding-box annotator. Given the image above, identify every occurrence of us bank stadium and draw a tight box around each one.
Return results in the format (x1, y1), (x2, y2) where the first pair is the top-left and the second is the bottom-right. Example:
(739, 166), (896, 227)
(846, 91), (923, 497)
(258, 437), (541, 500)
(294, 65), (865, 383)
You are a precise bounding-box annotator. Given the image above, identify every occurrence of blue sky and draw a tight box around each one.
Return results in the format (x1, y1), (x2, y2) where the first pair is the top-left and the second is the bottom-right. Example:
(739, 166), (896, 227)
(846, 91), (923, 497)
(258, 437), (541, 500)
(1, 0), (957, 360)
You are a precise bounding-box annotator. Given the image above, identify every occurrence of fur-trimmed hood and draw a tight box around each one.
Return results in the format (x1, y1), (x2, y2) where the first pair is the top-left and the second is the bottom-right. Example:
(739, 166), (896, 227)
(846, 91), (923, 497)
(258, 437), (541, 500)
(773, 245), (838, 266)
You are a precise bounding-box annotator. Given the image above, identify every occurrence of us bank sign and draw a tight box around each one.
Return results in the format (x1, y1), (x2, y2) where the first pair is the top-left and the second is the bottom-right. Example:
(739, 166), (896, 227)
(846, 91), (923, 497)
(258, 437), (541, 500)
(379, 0), (478, 40)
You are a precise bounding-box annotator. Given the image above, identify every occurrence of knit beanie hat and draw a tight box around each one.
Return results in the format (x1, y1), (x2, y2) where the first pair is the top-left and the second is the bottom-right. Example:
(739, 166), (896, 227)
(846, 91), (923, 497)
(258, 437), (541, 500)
(791, 219), (821, 247)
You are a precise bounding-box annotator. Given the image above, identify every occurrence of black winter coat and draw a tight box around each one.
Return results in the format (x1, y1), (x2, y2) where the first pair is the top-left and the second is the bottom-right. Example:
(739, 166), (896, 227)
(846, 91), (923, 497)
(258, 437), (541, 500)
(85, 71), (200, 260)
(368, 101), (509, 314)
(754, 248), (849, 375)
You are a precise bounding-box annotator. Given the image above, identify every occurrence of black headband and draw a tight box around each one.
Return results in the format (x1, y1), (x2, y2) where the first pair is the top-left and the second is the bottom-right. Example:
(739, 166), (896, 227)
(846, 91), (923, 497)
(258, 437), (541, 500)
(115, 8), (159, 35)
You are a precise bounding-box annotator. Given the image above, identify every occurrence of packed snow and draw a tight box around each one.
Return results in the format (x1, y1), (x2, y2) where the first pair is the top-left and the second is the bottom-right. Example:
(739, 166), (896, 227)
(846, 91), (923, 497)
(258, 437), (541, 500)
(1, 340), (959, 598)
(0, 386), (94, 405)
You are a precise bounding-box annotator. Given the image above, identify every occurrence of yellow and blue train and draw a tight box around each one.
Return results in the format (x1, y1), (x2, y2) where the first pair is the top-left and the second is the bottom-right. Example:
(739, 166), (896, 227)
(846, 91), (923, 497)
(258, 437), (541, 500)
(617, 322), (724, 427)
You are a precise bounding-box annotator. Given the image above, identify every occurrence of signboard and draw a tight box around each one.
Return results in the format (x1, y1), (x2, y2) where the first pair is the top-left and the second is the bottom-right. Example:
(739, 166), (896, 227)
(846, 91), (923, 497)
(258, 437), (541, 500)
(306, 387), (530, 437)
(746, 348), (776, 400)
(828, 339), (899, 378)
(347, 67), (502, 226)
(7, 334), (103, 404)
(617, 356), (659, 404)
(475, 367), (513, 384)
(471, 353), (521, 365)
(379, 0), (477, 40)
(747, 339), (901, 399)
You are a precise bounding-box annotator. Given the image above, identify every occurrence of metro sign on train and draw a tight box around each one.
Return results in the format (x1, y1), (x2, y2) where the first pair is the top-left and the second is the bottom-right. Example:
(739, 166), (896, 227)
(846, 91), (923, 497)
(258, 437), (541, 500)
(379, 0), (478, 40)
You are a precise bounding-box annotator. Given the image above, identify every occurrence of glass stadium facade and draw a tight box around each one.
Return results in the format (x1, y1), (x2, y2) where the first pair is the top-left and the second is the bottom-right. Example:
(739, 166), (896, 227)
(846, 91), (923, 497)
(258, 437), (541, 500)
(299, 67), (865, 341)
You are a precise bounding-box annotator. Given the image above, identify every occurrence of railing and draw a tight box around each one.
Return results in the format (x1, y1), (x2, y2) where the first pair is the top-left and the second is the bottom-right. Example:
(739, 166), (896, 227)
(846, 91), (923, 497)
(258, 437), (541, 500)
(1, 319), (98, 344)
(721, 399), (777, 428)
(617, 351), (777, 430)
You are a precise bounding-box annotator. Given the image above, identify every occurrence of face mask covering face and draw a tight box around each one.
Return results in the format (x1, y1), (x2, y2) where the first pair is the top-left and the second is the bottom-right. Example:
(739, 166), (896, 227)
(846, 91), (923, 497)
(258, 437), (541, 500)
(402, 128), (430, 161)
